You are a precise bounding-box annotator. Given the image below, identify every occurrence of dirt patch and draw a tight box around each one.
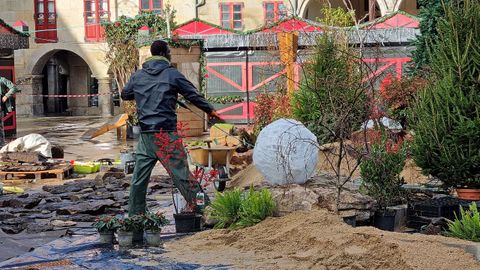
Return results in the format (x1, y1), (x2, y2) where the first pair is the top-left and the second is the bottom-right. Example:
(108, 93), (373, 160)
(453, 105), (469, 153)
(164, 210), (480, 270)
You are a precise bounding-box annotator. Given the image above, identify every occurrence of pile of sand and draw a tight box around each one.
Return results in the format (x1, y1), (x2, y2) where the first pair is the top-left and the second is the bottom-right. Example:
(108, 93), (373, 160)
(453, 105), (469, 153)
(227, 164), (265, 188)
(164, 210), (480, 269)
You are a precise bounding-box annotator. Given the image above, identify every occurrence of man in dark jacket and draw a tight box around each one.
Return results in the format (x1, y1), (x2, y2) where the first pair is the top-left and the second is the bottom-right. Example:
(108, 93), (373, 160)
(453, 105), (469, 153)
(121, 40), (220, 216)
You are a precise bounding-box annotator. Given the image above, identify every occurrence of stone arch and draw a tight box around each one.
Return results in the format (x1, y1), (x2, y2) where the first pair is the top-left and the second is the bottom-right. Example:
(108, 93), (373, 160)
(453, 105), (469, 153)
(299, 0), (377, 22)
(28, 45), (108, 79)
(298, 0), (389, 21)
(24, 46), (112, 116)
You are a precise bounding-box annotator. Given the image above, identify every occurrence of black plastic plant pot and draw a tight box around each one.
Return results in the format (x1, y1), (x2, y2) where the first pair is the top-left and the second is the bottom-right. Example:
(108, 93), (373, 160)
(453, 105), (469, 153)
(374, 210), (396, 231)
(174, 213), (202, 233)
(342, 215), (357, 227)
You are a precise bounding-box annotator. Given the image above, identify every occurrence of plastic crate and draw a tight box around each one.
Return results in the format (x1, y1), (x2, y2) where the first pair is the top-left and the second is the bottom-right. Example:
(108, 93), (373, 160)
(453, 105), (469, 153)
(408, 197), (464, 220)
(73, 163), (100, 174)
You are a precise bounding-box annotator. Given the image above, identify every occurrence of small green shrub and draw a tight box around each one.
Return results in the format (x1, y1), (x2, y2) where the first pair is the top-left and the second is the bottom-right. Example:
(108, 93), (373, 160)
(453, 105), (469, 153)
(360, 136), (407, 209)
(208, 187), (276, 229)
(234, 187), (276, 229)
(208, 188), (243, 229)
(448, 202), (480, 242)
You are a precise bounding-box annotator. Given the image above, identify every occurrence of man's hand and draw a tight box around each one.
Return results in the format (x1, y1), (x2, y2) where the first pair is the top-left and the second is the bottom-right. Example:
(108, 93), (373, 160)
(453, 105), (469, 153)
(2, 96), (7, 103)
(209, 111), (225, 123)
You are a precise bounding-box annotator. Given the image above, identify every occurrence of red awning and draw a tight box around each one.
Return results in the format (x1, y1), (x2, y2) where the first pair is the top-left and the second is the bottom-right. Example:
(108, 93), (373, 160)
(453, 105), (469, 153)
(367, 13), (419, 29)
(261, 18), (322, 33)
(173, 20), (234, 36)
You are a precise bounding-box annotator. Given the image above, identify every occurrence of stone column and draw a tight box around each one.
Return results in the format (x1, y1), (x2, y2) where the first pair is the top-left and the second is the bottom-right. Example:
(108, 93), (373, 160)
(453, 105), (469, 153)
(15, 74), (44, 117)
(376, 0), (402, 16)
(46, 59), (58, 113)
(98, 77), (113, 117)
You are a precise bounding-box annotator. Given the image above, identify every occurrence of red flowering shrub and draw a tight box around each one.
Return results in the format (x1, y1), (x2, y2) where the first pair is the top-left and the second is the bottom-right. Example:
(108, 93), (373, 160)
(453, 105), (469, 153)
(253, 92), (292, 134)
(379, 75), (426, 129)
(154, 121), (219, 207)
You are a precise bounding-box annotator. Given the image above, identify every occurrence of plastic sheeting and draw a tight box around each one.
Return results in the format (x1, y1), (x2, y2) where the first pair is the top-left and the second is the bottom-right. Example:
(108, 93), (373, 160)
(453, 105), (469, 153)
(253, 119), (319, 185)
(0, 229), (227, 270)
(0, 133), (52, 158)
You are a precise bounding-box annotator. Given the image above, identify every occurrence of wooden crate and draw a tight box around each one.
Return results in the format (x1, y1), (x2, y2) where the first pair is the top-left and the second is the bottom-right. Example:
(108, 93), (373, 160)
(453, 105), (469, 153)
(177, 104), (205, 137)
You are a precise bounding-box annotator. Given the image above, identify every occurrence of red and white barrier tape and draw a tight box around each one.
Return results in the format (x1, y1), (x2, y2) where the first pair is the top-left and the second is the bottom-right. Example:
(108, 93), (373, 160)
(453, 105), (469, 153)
(18, 92), (116, 98)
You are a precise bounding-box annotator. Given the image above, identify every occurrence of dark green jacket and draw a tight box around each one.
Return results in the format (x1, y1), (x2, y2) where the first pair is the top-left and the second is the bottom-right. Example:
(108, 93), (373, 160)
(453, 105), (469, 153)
(0, 77), (18, 113)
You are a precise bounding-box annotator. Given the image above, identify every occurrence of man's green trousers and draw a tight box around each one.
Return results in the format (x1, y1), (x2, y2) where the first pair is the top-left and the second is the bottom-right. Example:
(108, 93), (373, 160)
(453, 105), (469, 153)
(128, 132), (205, 216)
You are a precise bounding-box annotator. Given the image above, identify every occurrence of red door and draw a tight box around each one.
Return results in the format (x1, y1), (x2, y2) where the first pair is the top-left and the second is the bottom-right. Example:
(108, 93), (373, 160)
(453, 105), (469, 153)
(84, 0), (110, 42)
(34, 0), (57, 43)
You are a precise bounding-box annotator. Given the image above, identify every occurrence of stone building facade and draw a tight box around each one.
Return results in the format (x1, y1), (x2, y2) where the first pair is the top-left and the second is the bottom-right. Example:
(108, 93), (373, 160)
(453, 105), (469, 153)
(0, 0), (418, 117)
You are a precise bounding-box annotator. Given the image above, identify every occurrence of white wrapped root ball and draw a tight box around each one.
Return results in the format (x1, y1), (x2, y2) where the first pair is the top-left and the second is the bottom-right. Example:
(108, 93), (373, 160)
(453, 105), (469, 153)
(253, 119), (319, 185)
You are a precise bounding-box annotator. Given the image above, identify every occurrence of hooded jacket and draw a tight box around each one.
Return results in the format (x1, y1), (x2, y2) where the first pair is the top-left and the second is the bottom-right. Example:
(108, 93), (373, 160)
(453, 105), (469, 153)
(121, 57), (214, 132)
(0, 77), (18, 113)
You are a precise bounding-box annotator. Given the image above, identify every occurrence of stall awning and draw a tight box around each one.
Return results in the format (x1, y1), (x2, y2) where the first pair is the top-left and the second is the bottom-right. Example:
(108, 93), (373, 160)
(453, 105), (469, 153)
(173, 19), (235, 36)
(361, 11), (419, 29)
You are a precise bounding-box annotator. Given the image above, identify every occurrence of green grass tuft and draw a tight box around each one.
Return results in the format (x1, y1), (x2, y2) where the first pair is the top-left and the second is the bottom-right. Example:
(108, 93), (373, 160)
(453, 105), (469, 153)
(208, 186), (276, 229)
(447, 202), (480, 242)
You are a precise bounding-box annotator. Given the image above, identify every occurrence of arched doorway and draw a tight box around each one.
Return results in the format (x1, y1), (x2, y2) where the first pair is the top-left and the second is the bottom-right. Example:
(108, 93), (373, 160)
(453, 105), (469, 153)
(31, 50), (98, 116)
(301, 0), (380, 23)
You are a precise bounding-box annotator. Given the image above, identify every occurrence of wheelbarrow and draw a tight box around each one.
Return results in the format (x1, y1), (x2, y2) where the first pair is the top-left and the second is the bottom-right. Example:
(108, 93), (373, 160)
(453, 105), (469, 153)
(186, 139), (237, 192)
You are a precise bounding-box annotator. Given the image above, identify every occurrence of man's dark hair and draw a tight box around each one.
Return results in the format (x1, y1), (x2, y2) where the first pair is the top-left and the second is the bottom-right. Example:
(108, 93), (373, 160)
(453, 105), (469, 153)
(151, 40), (169, 56)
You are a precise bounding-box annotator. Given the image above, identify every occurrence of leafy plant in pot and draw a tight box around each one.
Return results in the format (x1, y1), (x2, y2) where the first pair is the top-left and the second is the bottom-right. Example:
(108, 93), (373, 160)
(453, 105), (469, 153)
(117, 215), (143, 247)
(173, 202), (203, 234)
(124, 100), (140, 139)
(93, 215), (120, 244)
(142, 211), (169, 246)
(410, 0), (480, 200)
(360, 134), (407, 231)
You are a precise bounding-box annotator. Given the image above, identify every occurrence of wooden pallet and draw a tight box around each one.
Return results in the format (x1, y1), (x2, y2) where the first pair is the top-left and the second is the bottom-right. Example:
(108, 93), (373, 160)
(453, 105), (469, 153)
(0, 165), (73, 183)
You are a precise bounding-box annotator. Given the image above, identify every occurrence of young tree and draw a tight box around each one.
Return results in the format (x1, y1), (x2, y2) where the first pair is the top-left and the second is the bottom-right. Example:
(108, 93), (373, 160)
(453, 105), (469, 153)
(411, 0), (480, 189)
(292, 32), (370, 211)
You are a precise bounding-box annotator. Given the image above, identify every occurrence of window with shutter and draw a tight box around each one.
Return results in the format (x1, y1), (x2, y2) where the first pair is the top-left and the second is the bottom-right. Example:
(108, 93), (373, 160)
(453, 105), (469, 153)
(34, 0), (57, 43)
(84, 0), (110, 42)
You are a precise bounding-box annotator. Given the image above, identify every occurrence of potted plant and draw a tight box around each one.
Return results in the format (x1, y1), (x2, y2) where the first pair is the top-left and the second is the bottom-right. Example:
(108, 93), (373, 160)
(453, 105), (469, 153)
(117, 215), (143, 247)
(93, 215), (120, 244)
(360, 135), (407, 231)
(124, 100), (140, 139)
(142, 211), (169, 246)
(410, 0), (480, 200)
(173, 202), (203, 234)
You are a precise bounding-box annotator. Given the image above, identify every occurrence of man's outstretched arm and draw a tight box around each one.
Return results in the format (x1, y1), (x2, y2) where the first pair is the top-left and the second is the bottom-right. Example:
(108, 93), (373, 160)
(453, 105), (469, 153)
(174, 71), (215, 115)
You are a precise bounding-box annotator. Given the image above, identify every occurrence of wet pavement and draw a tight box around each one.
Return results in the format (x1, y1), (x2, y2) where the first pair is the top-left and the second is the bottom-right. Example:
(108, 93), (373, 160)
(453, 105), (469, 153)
(16, 116), (135, 162)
